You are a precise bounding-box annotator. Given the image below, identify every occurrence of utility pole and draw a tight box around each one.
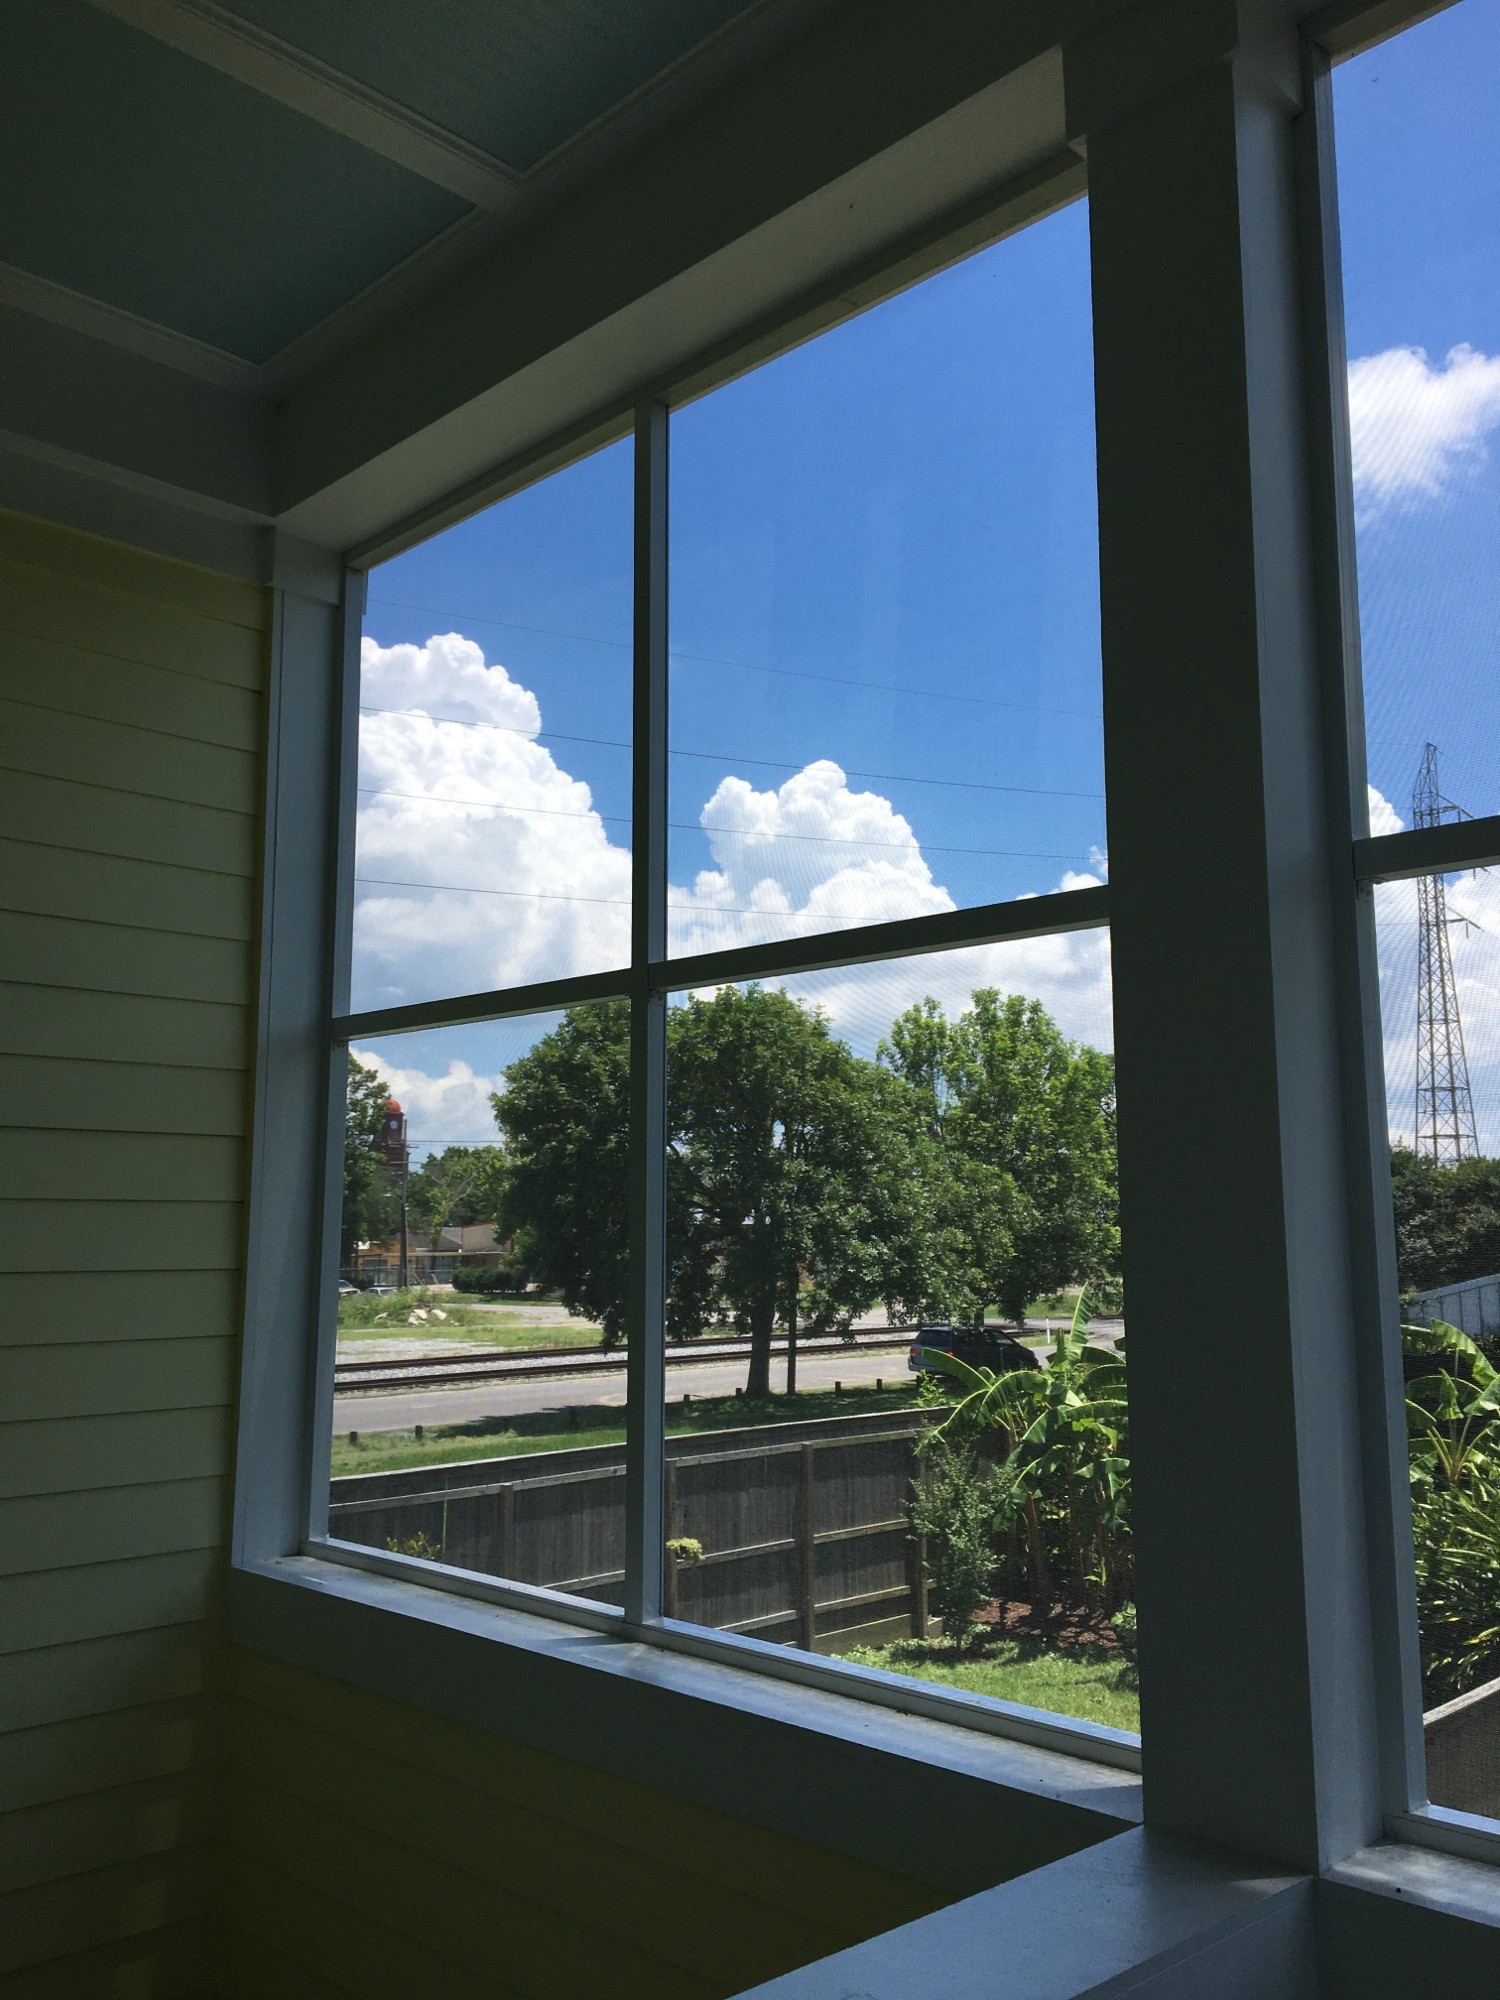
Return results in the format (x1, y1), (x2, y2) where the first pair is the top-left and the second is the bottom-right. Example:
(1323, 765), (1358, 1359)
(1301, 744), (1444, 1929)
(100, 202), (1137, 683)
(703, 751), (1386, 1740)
(1412, 743), (1478, 1163)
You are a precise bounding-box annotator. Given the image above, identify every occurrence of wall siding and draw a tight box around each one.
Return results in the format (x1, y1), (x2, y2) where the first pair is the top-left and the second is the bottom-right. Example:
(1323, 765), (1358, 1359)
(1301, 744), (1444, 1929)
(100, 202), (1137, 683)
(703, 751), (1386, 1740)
(1, 506), (949, 1999)
(0, 509), (259, 1999)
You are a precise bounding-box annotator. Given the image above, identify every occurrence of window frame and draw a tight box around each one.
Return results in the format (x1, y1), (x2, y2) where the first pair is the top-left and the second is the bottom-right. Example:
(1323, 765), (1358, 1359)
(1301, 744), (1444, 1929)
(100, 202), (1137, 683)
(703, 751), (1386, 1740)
(229, 0), (1500, 1883)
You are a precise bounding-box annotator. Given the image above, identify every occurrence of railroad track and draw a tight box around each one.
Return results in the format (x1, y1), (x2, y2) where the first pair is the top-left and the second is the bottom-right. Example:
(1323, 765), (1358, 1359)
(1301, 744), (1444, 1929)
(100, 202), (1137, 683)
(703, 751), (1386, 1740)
(332, 1326), (920, 1394)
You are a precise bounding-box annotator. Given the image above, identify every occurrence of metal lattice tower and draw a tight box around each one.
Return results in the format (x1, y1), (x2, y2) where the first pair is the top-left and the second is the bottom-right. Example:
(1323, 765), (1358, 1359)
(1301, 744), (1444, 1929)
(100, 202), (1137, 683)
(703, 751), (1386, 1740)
(1413, 743), (1478, 1162)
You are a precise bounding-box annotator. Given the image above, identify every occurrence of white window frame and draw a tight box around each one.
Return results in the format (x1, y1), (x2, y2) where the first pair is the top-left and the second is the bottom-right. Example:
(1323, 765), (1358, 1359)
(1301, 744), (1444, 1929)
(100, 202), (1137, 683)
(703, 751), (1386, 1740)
(229, 0), (1500, 1905)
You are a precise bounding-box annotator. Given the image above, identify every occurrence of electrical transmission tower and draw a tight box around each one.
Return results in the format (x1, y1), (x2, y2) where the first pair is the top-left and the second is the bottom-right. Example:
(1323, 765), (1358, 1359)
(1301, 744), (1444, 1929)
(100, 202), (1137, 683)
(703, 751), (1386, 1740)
(1413, 742), (1478, 1162)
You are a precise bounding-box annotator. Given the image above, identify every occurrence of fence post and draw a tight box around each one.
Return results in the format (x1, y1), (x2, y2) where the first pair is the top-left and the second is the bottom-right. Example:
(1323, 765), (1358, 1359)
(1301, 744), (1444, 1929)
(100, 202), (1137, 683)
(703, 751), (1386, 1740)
(499, 1484), (516, 1578)
(798, 1443), (817, 1652)
(909, 1441), (929, 1637)
(663, 1458), (679, 1619)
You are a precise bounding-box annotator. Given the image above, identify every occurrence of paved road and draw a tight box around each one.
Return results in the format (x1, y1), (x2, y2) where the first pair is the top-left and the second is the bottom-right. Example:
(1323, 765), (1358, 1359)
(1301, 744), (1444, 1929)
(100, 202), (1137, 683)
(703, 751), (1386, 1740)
(331, 1321), (1120, 1433)
(334, 1343), (914, 1433)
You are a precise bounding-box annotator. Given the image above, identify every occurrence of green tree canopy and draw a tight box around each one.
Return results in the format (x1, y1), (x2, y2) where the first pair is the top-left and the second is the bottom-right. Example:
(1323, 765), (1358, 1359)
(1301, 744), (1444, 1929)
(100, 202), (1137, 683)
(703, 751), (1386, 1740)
(406, 1144), (507, 1247)
(1391, 1147), (1500, 1297)
(494, 1002), (632, 1341)
(342, 1054), (398, 1262)
(881, 989), (1118, 1323)
(668, 985), (922, 1394)
(495, 983), (1118, 1387)
(494, 989), (924, 1390)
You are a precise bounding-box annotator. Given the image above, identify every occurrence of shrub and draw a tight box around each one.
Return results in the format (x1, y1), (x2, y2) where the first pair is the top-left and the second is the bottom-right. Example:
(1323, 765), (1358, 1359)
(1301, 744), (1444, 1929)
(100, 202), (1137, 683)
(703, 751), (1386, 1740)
(452, 1263), (528, 1296)
(911, 1437), (1002, 1638)
(386, 1531), (443, 1562)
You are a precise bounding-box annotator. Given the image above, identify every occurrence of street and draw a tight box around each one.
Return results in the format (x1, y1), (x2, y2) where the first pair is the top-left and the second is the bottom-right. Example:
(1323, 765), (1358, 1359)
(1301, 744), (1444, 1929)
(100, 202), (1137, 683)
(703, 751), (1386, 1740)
(333, 1341), (911, 1432)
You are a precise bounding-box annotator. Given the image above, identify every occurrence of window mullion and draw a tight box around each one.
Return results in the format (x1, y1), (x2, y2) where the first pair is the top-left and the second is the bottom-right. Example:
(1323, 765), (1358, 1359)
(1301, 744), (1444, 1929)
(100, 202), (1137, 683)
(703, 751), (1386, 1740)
(624, 400), (670, 1627)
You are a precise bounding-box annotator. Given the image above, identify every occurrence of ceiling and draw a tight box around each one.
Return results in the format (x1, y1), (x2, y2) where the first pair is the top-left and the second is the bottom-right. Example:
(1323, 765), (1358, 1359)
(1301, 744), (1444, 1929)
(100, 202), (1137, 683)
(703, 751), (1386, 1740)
(0, 0), (822, 371)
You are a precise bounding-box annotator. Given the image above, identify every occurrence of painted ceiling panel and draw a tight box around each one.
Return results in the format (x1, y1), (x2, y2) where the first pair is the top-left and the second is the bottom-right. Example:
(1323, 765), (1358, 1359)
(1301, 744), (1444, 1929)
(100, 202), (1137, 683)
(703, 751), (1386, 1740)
(217, 0), (755, 171)
(1, 0), (468, 361)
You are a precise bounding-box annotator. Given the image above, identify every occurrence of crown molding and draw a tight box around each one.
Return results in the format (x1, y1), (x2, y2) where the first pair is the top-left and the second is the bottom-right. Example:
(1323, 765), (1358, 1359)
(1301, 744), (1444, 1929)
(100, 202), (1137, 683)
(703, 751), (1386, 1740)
(0, 259), (262, 393)
(79, 0), (524, 211)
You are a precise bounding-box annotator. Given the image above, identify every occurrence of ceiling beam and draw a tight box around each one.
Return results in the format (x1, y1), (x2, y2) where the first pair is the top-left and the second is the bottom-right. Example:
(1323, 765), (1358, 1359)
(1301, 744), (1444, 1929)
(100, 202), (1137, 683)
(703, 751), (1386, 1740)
(80, 0), (523, 213)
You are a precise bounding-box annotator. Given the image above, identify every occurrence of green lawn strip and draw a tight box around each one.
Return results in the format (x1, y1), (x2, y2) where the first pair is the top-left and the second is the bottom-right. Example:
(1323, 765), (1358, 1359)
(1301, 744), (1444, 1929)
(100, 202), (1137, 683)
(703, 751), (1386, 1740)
(336, 1291), (603, 1349)
(331, 1381), (926, 1479)
(845, 1634), (1140, 1733)
(337, 1318), (601, 1354)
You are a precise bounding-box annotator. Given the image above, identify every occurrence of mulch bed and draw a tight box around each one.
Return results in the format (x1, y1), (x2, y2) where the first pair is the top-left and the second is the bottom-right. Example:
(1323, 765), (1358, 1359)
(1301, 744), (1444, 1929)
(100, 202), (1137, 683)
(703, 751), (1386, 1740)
(968, 1597), (1124, 1652)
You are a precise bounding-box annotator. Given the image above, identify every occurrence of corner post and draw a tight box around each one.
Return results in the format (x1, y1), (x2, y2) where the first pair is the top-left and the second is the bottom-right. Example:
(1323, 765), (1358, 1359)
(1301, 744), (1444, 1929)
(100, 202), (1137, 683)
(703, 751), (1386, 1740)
(1075, 0), (1383, 1867)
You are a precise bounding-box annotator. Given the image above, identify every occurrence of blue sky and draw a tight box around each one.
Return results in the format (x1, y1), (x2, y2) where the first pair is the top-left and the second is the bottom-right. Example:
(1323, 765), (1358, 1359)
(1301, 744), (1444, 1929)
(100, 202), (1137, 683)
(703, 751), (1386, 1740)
(349, 0), (1500, 1163)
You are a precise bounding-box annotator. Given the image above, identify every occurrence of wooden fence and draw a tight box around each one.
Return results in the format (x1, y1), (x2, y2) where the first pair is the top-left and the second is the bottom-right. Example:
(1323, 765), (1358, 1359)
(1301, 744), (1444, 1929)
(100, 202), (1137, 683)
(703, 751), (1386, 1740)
(329, 1408), (936, 1653)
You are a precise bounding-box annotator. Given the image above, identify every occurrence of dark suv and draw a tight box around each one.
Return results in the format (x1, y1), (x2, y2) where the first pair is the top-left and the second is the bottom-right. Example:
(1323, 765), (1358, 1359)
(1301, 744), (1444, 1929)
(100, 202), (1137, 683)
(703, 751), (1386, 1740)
(907, 1323), (1042, 1376)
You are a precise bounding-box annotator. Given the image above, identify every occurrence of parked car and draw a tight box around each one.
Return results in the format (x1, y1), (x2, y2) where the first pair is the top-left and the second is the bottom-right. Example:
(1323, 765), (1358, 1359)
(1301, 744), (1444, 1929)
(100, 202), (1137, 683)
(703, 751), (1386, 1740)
(907, 1323), (1042, 1376)
(337, 1280), (361, 1295)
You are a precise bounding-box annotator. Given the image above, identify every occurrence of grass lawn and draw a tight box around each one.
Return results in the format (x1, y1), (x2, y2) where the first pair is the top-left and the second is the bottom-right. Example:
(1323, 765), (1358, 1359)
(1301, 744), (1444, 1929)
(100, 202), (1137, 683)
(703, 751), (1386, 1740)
(845, 1632), (1140, 1733)
(336, 1290), (602, 1349)
(331, 1380), (929, 1479)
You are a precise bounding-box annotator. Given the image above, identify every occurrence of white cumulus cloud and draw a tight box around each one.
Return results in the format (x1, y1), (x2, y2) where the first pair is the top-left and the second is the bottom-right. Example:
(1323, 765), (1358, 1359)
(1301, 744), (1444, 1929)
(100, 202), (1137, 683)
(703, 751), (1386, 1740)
(1348, 343), (1500, 525)
(668, 759), (954, 959)
(354, 633), (631, 1008)
(353, 631), (1115, 1071)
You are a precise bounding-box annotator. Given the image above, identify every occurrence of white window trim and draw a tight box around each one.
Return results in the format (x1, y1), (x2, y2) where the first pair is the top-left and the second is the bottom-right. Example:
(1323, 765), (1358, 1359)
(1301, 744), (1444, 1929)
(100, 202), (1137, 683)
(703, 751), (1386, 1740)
(231, 0), (1500, 1916)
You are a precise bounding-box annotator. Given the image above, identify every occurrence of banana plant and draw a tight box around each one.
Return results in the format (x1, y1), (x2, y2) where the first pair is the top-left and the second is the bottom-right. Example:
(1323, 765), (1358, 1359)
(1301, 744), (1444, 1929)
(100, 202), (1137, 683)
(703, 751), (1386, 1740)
(919, 1286), (1132, 1611)
(1403, 1317), (1500, 1702)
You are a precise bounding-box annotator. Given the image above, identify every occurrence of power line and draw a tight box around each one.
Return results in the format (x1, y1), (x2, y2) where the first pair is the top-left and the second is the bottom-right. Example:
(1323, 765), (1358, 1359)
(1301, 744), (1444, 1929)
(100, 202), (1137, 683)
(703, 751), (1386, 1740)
(355, 783), (1099, 865)
(364, 594), (1096, 719)
(353, 871), (1076, 927)
(358, 704), (1105, 803)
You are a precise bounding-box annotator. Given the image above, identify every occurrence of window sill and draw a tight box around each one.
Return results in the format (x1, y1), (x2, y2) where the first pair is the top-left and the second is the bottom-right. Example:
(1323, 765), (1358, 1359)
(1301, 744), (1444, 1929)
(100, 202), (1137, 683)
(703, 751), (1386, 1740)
(229, 1549), (1141, 1897)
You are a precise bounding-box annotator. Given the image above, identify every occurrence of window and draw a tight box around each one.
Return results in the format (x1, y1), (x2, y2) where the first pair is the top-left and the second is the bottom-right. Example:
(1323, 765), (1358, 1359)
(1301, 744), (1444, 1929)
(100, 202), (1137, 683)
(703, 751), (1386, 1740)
(1334, 0), (1500, 1832)
(316, 198), (1133, 1744)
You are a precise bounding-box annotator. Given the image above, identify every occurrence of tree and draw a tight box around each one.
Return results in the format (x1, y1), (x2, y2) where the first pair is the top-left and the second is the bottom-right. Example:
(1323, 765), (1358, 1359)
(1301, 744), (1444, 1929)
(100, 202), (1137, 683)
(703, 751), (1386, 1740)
(342, 1054), (398, 1263)
(493, 1003), (632, 1342)
(406, 1144), (506, 1248)
(669, 985), (920, 1395)
(1391, 1147), (1500, 1298)
(882, 990), (1118, 1324)
(495, 989), (923, 1391)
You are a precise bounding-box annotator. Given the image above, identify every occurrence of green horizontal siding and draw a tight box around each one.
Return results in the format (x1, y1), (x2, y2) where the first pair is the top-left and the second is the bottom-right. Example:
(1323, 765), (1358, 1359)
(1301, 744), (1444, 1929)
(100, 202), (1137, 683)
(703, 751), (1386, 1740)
(0, 1201), (244, 1272)
(2, 984), (249, 1071)
(224, 1652), (947, 2000)
(0, 771), (256, 879)
(0, 1340), (236, 1420)
(0, 551), (265, 684)
(1, 1270), (244, 1344)
(0, 1698), (214, 1816)
(0, 1059), (247, 1139)
(0, 1848), (213, 1981)
(0, 698), (260, 813)
(0, 1410), (233, 1499)
(1, 837), (255, 938)
(0, 1478), (227, 1578)
(0, 511), (261, 1997)
(3, 629), (262, 752)
(0, 1771), (214, 1897)
(0, 1548), (222, 1656)
(0, 1131), (245, 1203)
(0, 911), (253, 1009)
(0, 1626), (215, 1735)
